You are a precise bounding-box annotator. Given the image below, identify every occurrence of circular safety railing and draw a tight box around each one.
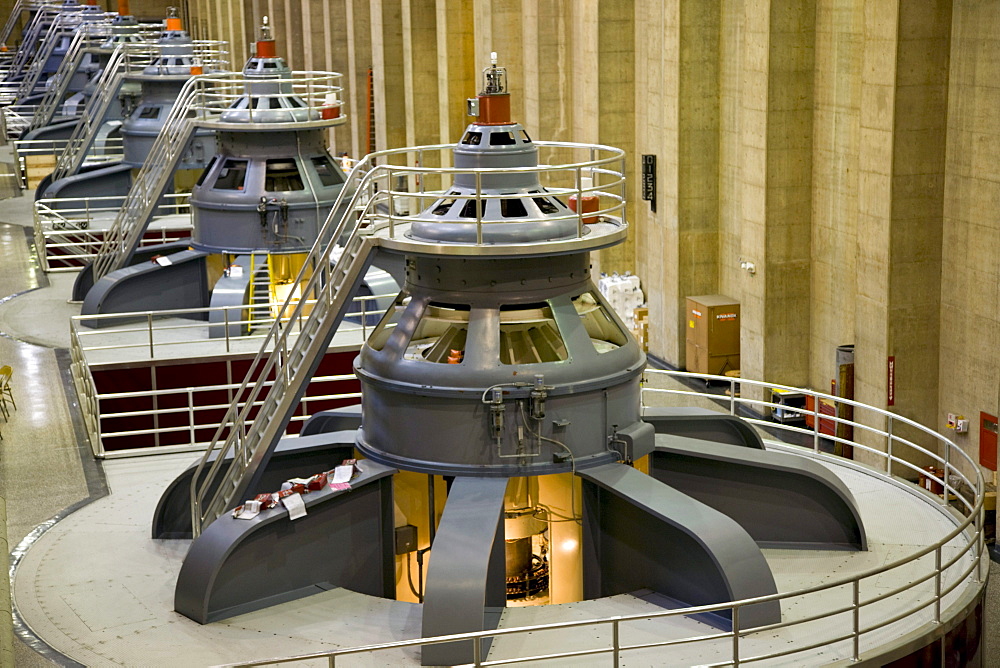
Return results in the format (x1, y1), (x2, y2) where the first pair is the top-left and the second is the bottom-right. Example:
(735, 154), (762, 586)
(354, 141), (627, 243)
(219, 370), (987, 667)
(179, 70), (347, 127)
(116, 39), (230, 75)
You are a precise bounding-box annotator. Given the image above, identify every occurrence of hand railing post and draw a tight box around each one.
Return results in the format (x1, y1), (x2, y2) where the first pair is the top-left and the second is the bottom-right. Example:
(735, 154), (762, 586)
(732, 605), (740, 667)
(934, 545), (942, 624)
(147, 312), (154, 358)
(852, 578), (861, 661)
(975, 504), (984, 583)
(188, 387), (195, 445)
(886, 414), (893, 474)
(576, 166), (584, 237)
(361, 296), (368, 339)
(612, 618), (621, 666)
(476, 171), (483, 245)
(942, 445), (951, 507)
(812, 392), (820, 453)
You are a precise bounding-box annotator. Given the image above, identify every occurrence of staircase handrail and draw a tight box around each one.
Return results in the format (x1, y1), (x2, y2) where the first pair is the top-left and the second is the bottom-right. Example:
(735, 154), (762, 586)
(189, 155), (393, 534)
(0, 0), (52, 46)
(13, 10), (71, 98)
(0, 0), (28, 46)
(27, 22), (112, 130)
(89, 75), (206, 281)
(48, 41), (151, 179)
(6, 7), (55, 76)
(49, 39), (229, 180)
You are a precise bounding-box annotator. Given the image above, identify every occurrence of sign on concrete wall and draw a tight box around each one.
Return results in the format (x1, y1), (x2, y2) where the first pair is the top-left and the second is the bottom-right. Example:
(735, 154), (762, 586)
(641, 154), (656, 213)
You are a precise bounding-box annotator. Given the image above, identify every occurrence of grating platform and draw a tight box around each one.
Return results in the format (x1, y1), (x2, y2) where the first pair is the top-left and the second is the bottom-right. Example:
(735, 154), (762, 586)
(10, 444), (982, 667)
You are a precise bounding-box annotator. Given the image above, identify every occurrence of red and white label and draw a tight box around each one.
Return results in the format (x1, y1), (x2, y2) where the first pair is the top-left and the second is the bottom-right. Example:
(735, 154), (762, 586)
(887, 356), (895, 407)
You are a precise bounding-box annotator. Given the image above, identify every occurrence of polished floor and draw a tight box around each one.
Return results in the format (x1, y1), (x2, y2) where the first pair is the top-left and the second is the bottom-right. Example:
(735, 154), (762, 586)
(0, 157), (998, 665)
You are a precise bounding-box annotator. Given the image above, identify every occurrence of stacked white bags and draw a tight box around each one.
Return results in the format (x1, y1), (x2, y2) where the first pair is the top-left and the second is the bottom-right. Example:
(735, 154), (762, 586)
(598, 271), (644, 327)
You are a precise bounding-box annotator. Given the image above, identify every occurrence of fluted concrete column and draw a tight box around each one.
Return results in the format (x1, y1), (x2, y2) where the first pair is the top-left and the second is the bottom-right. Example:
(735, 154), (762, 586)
(321, 0), (350, 153)
(941, 1), (1000, 475)
(636, 1), (718, 363)
(570, 0), (598, 145)
(810, 0), (862, 389)
(718, 0), (814, 397)
(402, 0), (439, 150)
(371, 0), (406, 153)
(521, 0), (571, 142)
(213, 1), (227, 63)
(634, 1), (674, 360)
(854, 0), (949, 466)
(344, 0), (373, 159)
(435, 0), (474, 146)
(594, 0), (636, 271)
(130, 0), (175, 20)
(184, 0), (210, 40)
(474, 0), (524, 125)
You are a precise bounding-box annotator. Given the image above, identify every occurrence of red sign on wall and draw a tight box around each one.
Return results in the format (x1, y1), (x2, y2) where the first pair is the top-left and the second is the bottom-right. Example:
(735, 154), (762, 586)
(981, 412), (998, 471)
(887, 356), (895, 407)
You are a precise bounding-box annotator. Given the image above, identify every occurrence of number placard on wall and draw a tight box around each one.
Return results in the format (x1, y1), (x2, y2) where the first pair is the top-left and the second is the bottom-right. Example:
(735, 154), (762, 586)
(641, 154), (656, 213)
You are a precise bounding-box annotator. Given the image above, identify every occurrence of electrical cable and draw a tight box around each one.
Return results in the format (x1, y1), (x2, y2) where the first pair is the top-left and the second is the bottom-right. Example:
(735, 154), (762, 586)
(404, 550), (420, 600)
(480, 381), (532, 405)
(518, 402), (581, 525)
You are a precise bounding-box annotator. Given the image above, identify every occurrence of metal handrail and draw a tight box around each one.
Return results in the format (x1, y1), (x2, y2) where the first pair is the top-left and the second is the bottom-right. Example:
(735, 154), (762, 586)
(26, 22), (116, 131)
(34, 192), (191, 270)
(362, 141), (626, 241)
(87, 374), (360, 458)
(0, 0), (49, 46)
(2, 102), (39, 137)
(188, 155), (393, 532)
(69, 292), (386, 458)
(181, 70), (347, 124)
(13, 11), (114, 101)
(14, 136), (125, 188)
(217, 370), (985, 668)
(48, 39), (230, 181)
(5, 6), (61, 80)
(86, 63), (351, 284)
(70, 291), (394, 360)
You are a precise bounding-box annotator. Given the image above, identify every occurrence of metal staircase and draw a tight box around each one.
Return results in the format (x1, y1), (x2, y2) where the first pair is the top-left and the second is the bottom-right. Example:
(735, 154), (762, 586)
(48, 43), (148, 181)
(89, 74), (203, 282)
(27, 24), (109, 131)
(190, 163), (384, 536)
(0, 0), (50, 47)
(14, 12), (78, 100)
(247, 258), (273, 333)
(7, 7), (63, 87)
(0, 0), (28, 47)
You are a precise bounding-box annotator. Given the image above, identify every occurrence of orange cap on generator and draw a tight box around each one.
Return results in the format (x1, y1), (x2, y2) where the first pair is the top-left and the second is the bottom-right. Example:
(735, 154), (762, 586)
(256, 16), (276, 58)
(165, 7), (182, 31)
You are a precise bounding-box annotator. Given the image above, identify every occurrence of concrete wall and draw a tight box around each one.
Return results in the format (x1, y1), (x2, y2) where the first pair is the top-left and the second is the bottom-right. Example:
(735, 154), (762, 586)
(146, 0), (1000, 478)
(941, 0), (1000, 476)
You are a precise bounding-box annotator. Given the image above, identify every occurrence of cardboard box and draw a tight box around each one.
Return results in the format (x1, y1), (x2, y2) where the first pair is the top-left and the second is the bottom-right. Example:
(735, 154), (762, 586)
(686, 341), (739, 376)
(685, 295), (740, 374)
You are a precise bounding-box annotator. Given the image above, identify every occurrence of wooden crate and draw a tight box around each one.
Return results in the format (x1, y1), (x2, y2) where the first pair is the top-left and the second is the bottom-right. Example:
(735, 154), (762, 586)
(24, 153), (56, 189)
